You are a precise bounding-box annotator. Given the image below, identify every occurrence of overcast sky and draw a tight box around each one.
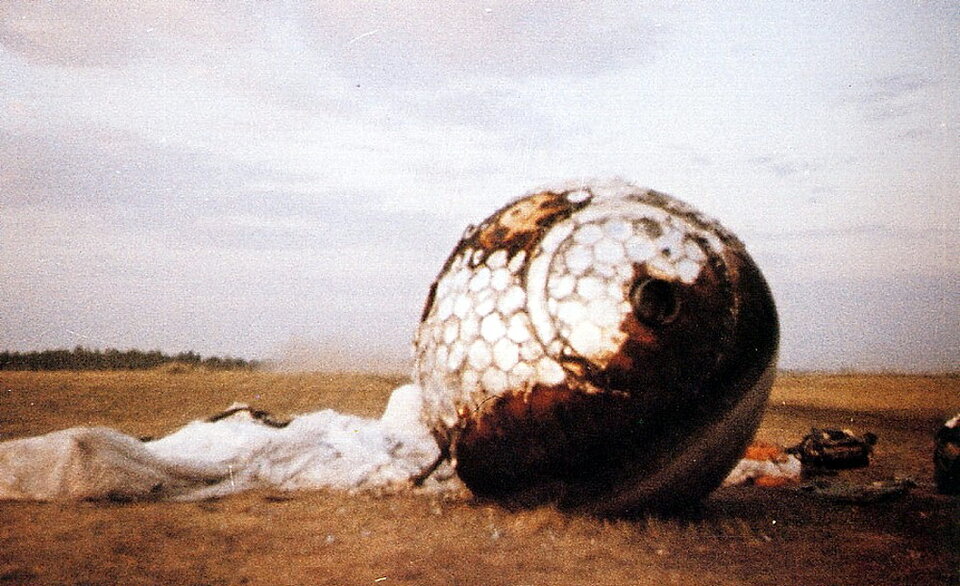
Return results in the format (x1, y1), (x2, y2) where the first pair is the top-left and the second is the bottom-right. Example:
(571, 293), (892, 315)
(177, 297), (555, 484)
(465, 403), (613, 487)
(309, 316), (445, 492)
(1, 1), (957, 372)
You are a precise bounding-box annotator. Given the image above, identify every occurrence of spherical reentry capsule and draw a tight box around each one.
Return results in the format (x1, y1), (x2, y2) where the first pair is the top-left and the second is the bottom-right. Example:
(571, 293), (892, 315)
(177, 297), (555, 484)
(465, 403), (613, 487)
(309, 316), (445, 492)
(414, 180), (779, 514)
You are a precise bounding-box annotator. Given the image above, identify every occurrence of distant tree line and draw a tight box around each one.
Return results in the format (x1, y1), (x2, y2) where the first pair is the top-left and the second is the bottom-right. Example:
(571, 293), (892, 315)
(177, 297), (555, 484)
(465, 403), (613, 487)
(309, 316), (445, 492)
(0, 347), (259, 371)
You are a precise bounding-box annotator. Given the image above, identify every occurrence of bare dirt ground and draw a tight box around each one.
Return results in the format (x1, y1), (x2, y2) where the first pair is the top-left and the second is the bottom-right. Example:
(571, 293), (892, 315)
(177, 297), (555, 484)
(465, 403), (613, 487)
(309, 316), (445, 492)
(1, 370), (957, 585)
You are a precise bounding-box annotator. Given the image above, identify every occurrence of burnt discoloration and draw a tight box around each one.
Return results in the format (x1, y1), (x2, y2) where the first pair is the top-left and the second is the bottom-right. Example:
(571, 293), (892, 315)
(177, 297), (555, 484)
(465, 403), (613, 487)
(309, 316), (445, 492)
(443, 191), (588, 272)
(475, 191), (588, 254)
(590, 259), (733, 395)
(454, 382), (638, 501)
(419, 281), (438, 323)
(417, 191), (589, 322)
(415, 180), (778, 513)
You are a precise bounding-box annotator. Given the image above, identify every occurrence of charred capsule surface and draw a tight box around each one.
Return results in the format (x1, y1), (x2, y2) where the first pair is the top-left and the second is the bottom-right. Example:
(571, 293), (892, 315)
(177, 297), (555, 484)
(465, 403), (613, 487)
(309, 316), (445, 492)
(414, 180), (779, 514)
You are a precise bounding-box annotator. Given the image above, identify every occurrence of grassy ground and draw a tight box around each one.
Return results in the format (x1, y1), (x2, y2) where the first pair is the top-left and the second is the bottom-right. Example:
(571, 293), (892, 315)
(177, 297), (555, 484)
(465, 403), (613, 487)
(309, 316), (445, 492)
(0, 370), (957, 585)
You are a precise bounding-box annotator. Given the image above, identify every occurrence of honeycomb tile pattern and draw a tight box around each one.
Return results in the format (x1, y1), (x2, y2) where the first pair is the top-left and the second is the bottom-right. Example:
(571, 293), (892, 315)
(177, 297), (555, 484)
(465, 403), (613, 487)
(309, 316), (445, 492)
(414, 179), (738, 432)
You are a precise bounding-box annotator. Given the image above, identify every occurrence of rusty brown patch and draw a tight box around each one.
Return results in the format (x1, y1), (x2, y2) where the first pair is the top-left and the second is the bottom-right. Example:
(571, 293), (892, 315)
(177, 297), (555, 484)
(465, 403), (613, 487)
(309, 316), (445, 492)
(584, 259), (733, 398)
(420, 190), (592, 323)
(419, 190), (591, 322)
(474, 191), (586, 256)
(453, 381), (643, 502)
(419, 281), (438, 323)
(619, 312), (657, 347)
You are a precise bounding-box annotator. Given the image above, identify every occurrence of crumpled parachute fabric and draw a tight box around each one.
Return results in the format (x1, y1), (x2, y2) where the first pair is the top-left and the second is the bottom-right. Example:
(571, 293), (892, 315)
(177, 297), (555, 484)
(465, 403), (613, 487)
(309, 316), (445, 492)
(0, 380), (797, 502)
(0, 384), (445, 501)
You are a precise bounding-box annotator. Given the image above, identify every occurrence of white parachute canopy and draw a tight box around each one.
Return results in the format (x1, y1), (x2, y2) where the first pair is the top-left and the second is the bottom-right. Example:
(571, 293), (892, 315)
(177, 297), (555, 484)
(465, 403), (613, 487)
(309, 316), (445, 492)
(0, 384), (446, 501)
(0, 381), (799, 502)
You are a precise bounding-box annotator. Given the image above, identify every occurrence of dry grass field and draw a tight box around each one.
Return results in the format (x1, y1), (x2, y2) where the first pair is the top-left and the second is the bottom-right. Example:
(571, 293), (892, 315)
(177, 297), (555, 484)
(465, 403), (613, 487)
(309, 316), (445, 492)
(1, 370), (957, 585)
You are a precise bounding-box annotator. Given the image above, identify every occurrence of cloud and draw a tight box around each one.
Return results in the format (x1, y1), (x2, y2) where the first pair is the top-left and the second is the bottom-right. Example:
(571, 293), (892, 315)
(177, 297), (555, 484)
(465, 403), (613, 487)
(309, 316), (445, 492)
(0, 123), (251, 210)
(777, 274), (960, 373)
(1, 1), (663, 80)
(0, 198), (448, 361)
(0, 2), (262, 68)
(752, 223), (956, 242)
(841, 72), (946, 122)
(746, 220), (960, 291)
(291, 1), (666, 82)
(749, 155), (820, 179)
(0, 117), (450, 247)
(857, 73), (931, 103)
(1, 1), (958, 373)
